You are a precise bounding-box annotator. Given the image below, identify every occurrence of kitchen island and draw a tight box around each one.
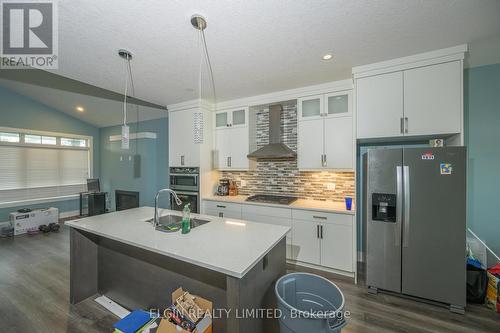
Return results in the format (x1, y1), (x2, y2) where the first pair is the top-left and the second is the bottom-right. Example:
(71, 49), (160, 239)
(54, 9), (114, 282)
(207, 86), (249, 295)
(65, 207), (289, 333)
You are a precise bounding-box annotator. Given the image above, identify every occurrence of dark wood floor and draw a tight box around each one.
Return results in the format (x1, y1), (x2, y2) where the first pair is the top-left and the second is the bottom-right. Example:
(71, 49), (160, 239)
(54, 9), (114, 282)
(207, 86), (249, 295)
(1, 225), (498, 333)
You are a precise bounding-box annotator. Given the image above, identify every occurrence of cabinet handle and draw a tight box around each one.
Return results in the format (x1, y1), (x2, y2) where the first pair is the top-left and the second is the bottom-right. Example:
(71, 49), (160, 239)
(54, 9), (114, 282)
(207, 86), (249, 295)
(320, 225), (323, 239)
(317, 225), (320, 238)
(216, 205), (226, 208)
(404, 117), (409, 134)
(218, 212), (224, 217)
(324, 154), (327, 167)
(181, 155), (185, 166)
(228, 156), (232, 167)
(400, 117), (404, 134)
(313, 215), (327, 220)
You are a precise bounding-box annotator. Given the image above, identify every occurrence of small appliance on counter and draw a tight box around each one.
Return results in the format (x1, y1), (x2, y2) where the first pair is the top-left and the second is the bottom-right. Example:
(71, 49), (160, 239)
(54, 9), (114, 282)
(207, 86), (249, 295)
(228, 180), (238, 196)
(216, 178), (230, 196)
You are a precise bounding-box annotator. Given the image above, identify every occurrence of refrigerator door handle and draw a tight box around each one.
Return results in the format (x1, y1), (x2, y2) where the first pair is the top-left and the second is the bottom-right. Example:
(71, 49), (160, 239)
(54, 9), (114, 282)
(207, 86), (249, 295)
(396, 166), (403, 246)
(403, 165), (410, 248)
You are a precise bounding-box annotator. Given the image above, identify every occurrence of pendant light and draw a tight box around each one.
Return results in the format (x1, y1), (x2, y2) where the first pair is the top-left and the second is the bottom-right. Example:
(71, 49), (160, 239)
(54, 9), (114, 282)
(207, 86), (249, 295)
(118, 49), (133, 149)
(191, 15), (216, 145)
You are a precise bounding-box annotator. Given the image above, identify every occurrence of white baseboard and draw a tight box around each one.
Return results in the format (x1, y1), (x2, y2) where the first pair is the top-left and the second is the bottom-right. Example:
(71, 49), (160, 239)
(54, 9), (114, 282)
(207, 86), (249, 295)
(60, 210), (80, 219)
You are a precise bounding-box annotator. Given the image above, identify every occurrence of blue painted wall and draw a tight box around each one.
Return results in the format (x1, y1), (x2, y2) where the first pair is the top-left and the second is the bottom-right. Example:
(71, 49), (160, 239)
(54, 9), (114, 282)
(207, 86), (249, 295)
(0, 86), (100, 221)
(99, 117), (169, 211)
(465, 63), (500, 255)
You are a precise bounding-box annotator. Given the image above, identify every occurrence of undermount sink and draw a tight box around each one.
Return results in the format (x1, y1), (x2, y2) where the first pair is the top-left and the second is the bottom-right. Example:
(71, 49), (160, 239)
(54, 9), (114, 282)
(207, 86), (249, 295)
(144, 214), (211, 233)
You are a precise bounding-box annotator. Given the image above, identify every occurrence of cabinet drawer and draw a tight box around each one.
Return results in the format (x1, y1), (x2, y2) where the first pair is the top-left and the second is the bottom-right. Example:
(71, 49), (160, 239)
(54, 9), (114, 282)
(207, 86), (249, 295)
(292, 209), (352, 226)
(241, 204), (292, 218)
(204, 208), (242, 220)
(204, 200), (242, 213)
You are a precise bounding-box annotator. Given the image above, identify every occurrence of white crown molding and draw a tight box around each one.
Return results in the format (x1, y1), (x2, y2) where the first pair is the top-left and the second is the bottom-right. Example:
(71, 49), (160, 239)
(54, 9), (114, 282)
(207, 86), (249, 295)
(167, 99), (215, 112)
(352, 44), (468, 78)
(214, 79), (353, 111)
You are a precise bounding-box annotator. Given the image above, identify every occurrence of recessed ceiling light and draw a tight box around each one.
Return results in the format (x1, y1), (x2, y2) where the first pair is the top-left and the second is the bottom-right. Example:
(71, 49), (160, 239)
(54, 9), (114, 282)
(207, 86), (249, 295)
(76, 106), (84, 112)
(322, 54), (333, 61)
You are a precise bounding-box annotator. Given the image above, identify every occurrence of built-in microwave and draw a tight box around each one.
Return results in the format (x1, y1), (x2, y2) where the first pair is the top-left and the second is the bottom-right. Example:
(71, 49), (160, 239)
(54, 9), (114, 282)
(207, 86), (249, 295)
(169, 167), (199, 192)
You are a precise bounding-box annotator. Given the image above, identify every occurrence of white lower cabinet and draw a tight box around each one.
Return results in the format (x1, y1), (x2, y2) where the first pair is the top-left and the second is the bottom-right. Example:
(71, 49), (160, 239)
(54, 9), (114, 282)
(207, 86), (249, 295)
(291, 218), (321, 265)
(291, 209), (354, 273)
(202, 200), (355, 273)
(241, 205), (293, 260)
(203, 201), (242, 219)
(320, 222), (353, 272)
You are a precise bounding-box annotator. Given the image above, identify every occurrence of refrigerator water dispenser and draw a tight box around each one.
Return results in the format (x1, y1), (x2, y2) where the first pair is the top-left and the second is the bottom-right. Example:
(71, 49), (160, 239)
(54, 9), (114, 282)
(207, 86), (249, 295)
(372, 193), (396, 222)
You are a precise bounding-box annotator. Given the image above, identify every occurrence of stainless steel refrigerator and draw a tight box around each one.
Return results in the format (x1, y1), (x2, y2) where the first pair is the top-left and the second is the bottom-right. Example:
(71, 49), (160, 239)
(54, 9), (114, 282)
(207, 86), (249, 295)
(364, 147), (466, 313)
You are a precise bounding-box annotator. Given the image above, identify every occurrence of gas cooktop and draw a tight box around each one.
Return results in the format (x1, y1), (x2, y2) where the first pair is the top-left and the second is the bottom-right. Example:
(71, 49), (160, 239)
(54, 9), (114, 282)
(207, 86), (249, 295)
(246, 194), (298, 205)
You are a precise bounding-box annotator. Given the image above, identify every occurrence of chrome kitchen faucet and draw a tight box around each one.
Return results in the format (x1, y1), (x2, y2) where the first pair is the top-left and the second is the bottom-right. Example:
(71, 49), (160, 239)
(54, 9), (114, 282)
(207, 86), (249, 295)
(154, 188), (182, 227)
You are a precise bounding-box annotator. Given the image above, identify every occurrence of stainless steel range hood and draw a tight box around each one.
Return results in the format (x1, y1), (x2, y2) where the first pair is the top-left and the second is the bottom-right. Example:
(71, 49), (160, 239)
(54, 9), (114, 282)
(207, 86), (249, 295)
(247, 104), (297, 160)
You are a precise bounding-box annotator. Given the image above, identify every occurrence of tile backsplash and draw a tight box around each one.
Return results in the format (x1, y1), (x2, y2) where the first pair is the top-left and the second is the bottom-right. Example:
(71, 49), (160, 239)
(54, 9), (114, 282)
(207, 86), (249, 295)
(221, 102), (355, 203)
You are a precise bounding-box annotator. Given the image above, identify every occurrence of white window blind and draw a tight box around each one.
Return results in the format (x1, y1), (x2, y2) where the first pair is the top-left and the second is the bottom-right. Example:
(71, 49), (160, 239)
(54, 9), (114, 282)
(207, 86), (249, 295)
(0, 145), (89, 204)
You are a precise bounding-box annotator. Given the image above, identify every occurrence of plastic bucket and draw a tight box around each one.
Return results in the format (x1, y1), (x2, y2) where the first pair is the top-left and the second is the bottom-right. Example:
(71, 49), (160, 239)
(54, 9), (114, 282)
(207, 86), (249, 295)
(275, 273), (347, 333)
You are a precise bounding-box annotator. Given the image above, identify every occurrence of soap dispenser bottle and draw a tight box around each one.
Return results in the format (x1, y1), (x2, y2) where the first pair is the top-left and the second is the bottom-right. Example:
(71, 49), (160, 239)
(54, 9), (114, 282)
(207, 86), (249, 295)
(181, 203), (191, 234)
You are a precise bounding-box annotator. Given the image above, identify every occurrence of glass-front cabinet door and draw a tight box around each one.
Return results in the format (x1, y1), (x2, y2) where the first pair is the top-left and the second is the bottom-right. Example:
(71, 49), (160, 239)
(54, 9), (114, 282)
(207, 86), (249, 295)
(215, 111), (229, 128)
(215, 108), (247, 128)
(298, 95), (323, 119)
(231, 109), (246, 127)
(325, 91), (351, 117)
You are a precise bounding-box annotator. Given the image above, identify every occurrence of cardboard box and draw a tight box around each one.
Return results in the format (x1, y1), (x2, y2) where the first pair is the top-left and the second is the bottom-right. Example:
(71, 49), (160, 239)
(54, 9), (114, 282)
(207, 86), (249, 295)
(486, 272), (500, 313)
(157, 288), (212, 333)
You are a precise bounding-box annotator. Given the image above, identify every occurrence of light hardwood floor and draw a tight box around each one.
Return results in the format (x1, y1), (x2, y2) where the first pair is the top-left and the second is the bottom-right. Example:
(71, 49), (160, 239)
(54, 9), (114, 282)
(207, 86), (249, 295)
(0, 225), (498, 333)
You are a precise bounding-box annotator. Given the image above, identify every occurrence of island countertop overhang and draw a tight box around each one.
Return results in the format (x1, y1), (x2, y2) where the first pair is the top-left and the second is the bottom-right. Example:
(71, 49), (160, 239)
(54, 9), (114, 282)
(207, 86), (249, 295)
(65, 207), (289, 278)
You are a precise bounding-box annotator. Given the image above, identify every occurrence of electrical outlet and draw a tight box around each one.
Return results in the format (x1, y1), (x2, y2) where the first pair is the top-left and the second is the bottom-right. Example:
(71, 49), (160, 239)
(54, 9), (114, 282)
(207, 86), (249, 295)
(326, 183), (336, 191)
(120, 156), (123, 161)
(240, 180), (247, 187)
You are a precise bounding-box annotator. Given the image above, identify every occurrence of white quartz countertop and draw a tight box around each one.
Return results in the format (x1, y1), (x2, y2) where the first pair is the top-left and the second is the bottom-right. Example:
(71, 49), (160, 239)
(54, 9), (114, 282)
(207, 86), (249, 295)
(65, 207), (289, 278)
(203, 195), (355, 215)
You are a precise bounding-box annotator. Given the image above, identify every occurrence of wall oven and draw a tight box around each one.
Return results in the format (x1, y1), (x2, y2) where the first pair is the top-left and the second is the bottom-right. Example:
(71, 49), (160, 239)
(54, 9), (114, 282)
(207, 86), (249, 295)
(169, 167), (199, 213)
(170, 191), (199, 214)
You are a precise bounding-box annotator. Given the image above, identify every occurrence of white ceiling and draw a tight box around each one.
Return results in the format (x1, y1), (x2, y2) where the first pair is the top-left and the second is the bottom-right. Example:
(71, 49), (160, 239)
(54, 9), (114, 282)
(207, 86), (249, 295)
(33, 0), (500, 107)
(0, 79), (167, 127)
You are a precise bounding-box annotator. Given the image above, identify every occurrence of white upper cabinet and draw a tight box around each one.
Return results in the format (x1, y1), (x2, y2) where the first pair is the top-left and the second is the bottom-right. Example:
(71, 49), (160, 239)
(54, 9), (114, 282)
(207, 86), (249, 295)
(215, 108), (247, 128)
(403, 61), (461, 136)
(356, 72), (404, 139)
(213, 107), (249, 170)
(298, 91), (354, 170)
(325, 92), (351, 117)
(298, 95), (323, 120)
(297, 119), (324, 169)
(324, 116), (353, 169)
(354, 45), (466, 141)
(169, 109), (200, 167)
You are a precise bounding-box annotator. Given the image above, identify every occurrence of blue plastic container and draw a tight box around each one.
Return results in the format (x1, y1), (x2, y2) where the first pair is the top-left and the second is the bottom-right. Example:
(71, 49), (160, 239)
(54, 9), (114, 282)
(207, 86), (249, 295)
(275, 273), (347, 333)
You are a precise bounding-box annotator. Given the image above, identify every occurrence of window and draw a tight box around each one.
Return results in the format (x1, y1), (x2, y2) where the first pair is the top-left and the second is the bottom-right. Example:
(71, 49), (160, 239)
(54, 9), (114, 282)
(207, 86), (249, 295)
(0, 128), (91, 206)
(61, 137), (87, 147)
(24, 134), (57, 145)
(0, 132), (20, 143)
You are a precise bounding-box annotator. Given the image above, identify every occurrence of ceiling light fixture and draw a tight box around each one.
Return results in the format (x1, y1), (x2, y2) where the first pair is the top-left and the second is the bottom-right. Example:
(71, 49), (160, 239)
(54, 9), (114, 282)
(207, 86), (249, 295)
(322, 54), (333, 61)
(118, 49), (133, 150)
(76, 106), (84, 112)
(191, 14), (216, 103)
